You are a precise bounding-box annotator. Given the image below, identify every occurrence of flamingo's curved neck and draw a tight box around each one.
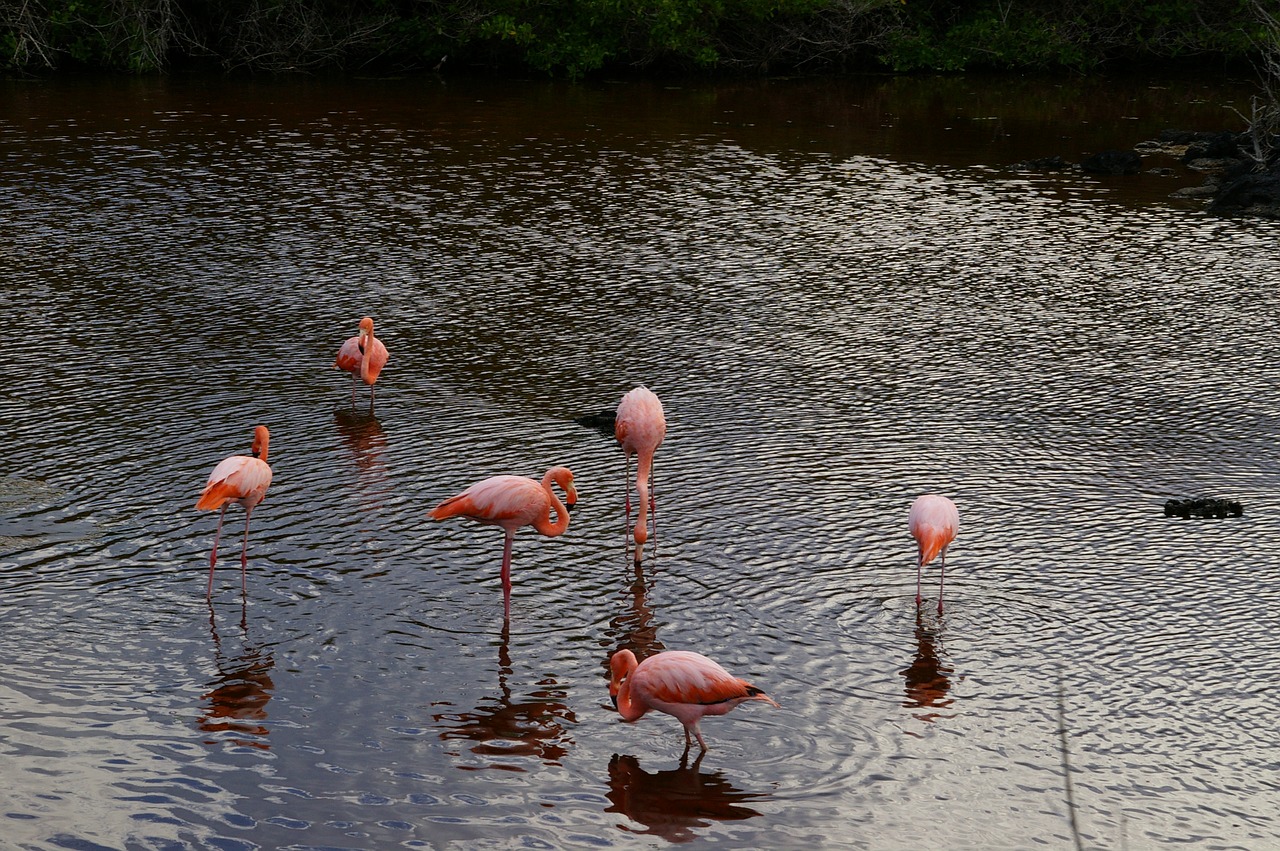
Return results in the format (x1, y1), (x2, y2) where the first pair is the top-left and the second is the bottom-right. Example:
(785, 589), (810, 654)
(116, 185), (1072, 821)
(615, 671), (648, 722)
(531, 473), (571, 537)
(634, 453), (654, 542)
(360, 330), (374, 384)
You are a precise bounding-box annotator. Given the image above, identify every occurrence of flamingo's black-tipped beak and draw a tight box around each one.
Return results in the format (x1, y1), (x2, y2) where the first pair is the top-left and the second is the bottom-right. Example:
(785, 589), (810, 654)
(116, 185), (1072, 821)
(610, 694), (618, 709)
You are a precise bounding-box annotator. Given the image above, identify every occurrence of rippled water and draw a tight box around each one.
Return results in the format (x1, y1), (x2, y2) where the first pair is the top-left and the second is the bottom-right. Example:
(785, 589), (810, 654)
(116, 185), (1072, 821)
(2, 72), (1279, 849)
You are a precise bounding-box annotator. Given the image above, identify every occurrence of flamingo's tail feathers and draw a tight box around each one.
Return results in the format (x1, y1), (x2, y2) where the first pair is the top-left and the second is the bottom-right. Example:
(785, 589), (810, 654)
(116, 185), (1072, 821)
(916, 530), (950, 567)
(196, 481), (237, 511)
(428, 494), (472, 521)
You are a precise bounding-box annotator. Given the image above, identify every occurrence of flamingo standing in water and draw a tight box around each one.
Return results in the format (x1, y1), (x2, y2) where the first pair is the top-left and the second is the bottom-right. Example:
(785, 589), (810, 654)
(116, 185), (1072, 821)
(615, 387), (666, 558)
(908, 494), (960, 611)
(609, 649), (779, 753)
(333, 316), (389, 410)
(197, 426), (274, 597)
(428, 467), (577, 616)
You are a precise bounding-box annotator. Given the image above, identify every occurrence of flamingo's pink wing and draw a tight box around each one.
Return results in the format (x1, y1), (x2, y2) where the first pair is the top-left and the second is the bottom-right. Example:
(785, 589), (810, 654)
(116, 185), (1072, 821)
(632, 651), (757, 706)
(334, 335), (364, 372)
(429, 475), (544, 527)
(197, 457), (273, 510)
(615, 387), (667, 453)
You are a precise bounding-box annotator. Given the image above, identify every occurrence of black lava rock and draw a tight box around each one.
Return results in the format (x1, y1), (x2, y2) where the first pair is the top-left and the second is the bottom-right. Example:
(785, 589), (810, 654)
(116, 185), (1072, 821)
(1182, 131), (1242, 162)
(1207, 169), (1280, 219)
(1010, 156), (1072, 172)
(574, 410), (617, 437)
(1081, 150), (1142, 175)
(1163, 498), (1244, 519)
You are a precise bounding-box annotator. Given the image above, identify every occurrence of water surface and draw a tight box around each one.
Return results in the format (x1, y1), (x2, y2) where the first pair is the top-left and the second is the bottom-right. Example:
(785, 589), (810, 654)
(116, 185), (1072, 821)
(1, 71), (1278, 850)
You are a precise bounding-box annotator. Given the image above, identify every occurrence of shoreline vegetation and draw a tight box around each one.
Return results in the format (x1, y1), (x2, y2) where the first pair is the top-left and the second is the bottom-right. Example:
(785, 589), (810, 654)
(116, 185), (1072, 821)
(4, 0), (1277, 217)
(0, 0), (1273, 78)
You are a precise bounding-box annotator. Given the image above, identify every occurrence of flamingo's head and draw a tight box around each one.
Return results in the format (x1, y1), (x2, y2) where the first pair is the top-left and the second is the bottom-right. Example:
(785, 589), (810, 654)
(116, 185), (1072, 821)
(546, 466), (577, 508)
(251, 425), (271, 462)
(608, 649), (638, 707)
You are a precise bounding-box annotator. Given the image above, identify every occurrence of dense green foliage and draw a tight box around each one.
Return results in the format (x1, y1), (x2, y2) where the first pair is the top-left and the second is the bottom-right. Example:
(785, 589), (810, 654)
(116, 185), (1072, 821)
(0, 0), (1271, 76)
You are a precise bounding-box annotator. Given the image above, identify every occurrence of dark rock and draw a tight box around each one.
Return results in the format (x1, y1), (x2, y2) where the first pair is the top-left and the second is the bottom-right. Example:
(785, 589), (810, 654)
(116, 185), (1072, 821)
(1081, 149), (1142, 175)
(575, 410), (617, 437)
(1170, 180), (1221, 199)
(1163, 498), (1244, 519)
(1186, 157), (1244, 173)
(1157, 129), (1205, 146)
(1207, 169), (1280, 219)
(1148, 128), (1280, 218)
(1182, 131), (1241, 163)
(1010, 156), (1071, 172)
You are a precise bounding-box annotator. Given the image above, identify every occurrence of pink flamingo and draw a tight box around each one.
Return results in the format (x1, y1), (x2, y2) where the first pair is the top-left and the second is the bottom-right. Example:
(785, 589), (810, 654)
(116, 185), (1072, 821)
(197, 426), (274, 597)
(908, 494), (960, 611)
(609, 649), (779, 753)
(615, 386), (666, 557)
(333, 316), (389, 410)
(428, 467), (577, 616)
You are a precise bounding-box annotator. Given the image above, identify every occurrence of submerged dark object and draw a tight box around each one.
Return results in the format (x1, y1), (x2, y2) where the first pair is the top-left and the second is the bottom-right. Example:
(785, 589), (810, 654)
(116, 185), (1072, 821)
(1163, 498), (1244, 519)
(1009, 156), (1071, 172)
(574, 410), (617, 437)
(1081, 150), (1142, 175)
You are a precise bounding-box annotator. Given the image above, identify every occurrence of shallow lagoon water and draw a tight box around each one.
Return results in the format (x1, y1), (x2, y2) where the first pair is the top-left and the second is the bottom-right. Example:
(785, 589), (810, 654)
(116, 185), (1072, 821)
(1, 72), (1279, 849)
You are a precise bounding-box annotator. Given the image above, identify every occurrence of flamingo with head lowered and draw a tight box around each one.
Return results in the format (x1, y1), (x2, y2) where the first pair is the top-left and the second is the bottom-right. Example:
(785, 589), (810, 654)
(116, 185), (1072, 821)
(908, 494), (960, 612)
(609, 649), (779, 753)
(428, 466), (577, 616)
(615, 386), (666, 559)
(197, 426), (273, 597)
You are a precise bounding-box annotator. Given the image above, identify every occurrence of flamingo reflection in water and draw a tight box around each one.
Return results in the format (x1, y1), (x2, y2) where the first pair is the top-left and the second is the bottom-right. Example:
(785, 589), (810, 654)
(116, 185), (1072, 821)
(901, 608), (957, 725)
(607, 558), (666, 664)
(333, 409), (391, 517)
(432, 623), (576, 768)
(199, 603), (275, 750)
(606, 752), (767, 843)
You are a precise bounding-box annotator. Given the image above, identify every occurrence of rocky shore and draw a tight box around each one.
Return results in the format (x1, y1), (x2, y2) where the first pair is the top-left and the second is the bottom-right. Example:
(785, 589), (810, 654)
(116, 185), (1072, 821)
(1012, 127), (1280, 219)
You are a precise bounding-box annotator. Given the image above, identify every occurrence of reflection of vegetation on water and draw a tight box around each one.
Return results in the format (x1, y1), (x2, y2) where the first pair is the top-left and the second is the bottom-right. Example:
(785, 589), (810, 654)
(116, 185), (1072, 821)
(1, 0), (1273, 78)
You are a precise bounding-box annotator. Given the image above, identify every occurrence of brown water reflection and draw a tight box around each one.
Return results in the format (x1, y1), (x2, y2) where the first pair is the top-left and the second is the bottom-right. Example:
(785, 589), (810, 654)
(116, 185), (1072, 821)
(605, 751), (768, 843)
(433, 624), (576, 769)
(200, 604), (275, 749)
(901, 609), (957, 726)
(333, 409), (391, 513)
(609, 560), (667, 663)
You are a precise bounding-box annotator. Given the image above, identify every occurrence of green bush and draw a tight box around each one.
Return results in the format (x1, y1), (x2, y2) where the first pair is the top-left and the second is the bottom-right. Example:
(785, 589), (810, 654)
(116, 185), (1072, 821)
(0, 0), (1269, 75)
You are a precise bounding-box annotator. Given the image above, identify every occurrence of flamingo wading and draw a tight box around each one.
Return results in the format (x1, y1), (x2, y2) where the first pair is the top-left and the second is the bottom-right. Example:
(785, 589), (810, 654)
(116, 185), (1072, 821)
(428, 467), (577, 616)
(334, 316), (389, 410)
(197, 426), (274, 597)
(908, 494), (960, 611)
(615, 386), (666, 557)
(609, 649), (779, 752)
